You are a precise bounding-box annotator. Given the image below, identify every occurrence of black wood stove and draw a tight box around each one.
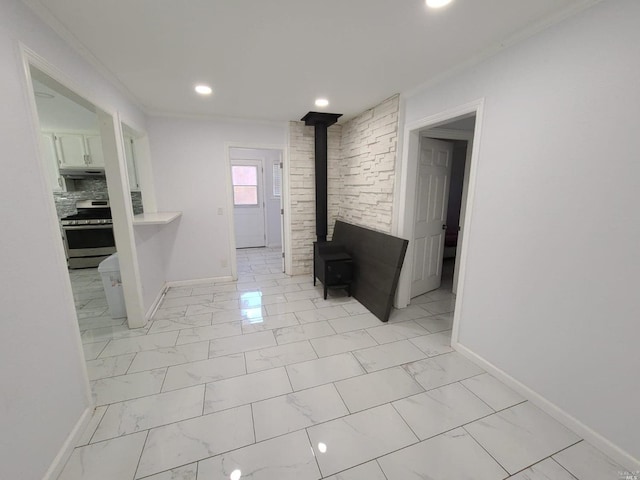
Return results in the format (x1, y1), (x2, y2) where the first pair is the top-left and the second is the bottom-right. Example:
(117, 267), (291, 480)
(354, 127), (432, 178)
(313, 242), (353, 299)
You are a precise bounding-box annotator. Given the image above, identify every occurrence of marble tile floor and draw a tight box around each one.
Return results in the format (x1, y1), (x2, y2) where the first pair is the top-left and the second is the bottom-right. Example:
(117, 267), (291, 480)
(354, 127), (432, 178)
(60, 249), (630, 479)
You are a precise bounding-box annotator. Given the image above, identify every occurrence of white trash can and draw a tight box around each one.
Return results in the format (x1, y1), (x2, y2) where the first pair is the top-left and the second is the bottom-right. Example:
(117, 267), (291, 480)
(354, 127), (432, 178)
(98, 253), (127, 319)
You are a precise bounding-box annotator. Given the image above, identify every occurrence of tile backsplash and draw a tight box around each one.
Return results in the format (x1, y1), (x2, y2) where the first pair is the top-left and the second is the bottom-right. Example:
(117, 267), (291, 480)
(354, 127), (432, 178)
(53, 176), (143, 218)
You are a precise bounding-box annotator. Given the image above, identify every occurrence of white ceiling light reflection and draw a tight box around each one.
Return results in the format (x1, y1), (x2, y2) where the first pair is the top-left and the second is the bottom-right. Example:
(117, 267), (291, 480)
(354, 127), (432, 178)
(317, 442), (327, 453)
(426, 0), (453, 8)
(230, 469), (242, 480)
(240, 292), (264, 324)
(195, 84), (213, 95)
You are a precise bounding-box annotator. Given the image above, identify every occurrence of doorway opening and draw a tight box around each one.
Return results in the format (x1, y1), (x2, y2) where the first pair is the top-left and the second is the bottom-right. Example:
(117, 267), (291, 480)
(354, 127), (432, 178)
(25, 61), (147, 348)
(226, 146), (285, 278)
(406, 117), (476, 333)
(411, 116), (476, 300)
(395, 99), (483, 348)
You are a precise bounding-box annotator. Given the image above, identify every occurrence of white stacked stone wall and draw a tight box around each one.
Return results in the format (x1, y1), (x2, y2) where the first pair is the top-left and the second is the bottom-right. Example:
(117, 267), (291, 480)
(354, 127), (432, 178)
(288, 121), (342, 275)
(337, 94), (400, 233)
(287, 95), (399, 274)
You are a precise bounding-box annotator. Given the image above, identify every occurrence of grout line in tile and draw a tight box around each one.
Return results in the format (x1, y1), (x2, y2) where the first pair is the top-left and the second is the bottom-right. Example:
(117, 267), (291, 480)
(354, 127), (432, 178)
(496, 438), (584, 479)
(304, 427), (322, 476)
(375, 458), (391, 480)
(249, 403), (257, 444)
(134, 429), (150, 480)
(159, 366), (170, 393)
(86, 406), (109, 446)
(389, 399), (422, 441)
(461, 423), (513, 476)
(135, 461), (196, 480)
(457, 379), (500, 413)
(331, 378), (354, 415)
(550, 452), (582, 480)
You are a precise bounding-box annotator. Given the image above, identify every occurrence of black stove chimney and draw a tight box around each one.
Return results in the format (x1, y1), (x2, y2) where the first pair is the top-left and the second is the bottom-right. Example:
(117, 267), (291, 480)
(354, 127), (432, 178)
(301, 111), (342, 242)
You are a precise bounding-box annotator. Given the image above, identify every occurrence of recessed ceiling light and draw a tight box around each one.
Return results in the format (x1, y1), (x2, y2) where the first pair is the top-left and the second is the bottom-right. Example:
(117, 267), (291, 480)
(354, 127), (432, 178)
(315, 98), (329, 107)
(426, 0), (453, 8)
(195, 84), (213, 95)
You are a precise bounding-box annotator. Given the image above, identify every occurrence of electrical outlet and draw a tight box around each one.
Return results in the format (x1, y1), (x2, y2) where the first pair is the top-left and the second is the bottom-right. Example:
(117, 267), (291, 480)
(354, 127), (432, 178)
(221, 258), (228, 268)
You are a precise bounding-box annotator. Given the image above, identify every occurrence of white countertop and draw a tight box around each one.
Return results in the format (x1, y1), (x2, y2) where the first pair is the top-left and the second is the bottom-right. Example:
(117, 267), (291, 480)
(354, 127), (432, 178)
(132, 211), (182, 225)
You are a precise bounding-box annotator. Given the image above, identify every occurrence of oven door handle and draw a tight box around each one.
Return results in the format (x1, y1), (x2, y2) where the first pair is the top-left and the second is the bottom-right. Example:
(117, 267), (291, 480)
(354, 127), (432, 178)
(62, 225), (114, 230)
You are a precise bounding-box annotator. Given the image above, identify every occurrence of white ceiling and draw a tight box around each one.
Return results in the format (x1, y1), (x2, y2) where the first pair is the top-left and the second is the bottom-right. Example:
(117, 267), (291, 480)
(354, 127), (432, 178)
(31, 75), (99, 132)
(24, 0), (596, 122)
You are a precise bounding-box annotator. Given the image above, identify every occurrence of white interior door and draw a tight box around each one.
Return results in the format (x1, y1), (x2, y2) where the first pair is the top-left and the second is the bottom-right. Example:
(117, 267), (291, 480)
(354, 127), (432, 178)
(411, 137), (453, 298)
(232, 160), (266, 248)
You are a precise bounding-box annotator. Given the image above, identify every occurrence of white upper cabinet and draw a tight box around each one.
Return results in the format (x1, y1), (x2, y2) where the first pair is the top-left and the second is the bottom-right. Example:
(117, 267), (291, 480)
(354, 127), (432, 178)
(54, 132), (105, 169)
(55, 133), (86, 168)
(84, 135), (105, 167)
(40, 133), (65, 192)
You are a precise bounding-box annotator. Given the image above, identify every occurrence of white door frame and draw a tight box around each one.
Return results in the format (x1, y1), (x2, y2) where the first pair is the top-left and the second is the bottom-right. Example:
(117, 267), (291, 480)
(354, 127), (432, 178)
(394, 98), (485, 346)
(21, 46), (147, 330)
(224, 143), (288, 280)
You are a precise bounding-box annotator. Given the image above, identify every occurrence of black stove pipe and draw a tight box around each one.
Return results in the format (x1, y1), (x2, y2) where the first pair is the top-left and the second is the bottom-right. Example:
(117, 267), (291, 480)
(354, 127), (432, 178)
(301, 111), (342, 242)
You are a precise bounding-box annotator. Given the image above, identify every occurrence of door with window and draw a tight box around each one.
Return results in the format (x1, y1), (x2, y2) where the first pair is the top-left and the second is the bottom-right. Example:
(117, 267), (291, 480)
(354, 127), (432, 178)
(231, 160), (266, 248)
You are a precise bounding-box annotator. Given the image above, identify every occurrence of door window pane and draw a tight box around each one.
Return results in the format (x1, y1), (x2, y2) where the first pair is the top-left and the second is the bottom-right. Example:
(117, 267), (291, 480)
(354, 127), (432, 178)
(232, 166), (257, 186)
(273, 163), (281, 197)
(232, 165), (259, 206)
(234, 186), (258, 205)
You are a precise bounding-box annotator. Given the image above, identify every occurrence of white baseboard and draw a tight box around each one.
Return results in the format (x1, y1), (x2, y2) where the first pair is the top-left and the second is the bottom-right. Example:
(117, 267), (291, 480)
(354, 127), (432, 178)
(145, 284), (168, 322)
(42, 406), (93, 480)
(453, 341), (640, 472)
(165, 276), (234, 288)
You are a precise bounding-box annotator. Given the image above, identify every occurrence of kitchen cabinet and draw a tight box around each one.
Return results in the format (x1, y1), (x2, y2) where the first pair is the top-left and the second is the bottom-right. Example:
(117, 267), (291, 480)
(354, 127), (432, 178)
(55, 133), (86, 168)
(54, 133), (105, 169)
(84, 135), (105, 167)
(40, 133), (65, 192)
(124, 136), (140, 191)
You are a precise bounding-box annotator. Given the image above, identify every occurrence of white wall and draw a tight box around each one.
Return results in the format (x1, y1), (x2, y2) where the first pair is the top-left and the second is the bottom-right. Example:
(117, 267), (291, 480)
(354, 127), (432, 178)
(403, 0), (640, 463)
(134, 227), (167, 315)
(147, 116), (287, 282)
(0, 1), (147, 478)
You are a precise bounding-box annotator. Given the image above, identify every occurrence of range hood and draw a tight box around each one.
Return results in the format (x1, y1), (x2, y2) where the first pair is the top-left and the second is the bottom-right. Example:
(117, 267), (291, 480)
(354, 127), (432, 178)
(59, 167), (105, 178)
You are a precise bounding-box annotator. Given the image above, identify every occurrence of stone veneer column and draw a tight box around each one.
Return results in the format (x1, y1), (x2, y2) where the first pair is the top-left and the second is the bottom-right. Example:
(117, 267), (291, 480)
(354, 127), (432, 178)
(338, 95), (400, 233)
(287, 121), (342, 275)
(286, 94), (399, 275)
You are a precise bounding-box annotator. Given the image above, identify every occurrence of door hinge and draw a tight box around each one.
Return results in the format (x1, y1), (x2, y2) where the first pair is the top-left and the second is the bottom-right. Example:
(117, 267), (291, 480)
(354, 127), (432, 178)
(279, 162), (283, 169)
(280, 208), (284, 215)
(282, 252), (285, 258)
